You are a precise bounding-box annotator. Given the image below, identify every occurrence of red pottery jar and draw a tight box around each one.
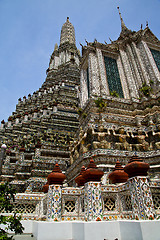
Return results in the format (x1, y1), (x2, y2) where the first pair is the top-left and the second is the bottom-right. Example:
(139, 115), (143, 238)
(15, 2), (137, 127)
(75, 166), (86, 187)
(124, 155), (149, 178)
(82, 159), (104, 183)
(47, 163), (66, 185)
(43, 181), (49, 193)
(108, 160), (128, 184)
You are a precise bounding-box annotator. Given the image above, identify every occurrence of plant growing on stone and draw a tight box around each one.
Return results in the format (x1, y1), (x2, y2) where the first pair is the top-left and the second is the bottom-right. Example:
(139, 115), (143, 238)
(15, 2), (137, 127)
(94, 98), (107, 111)
(140, 83), (152, 97)
(150, 80), (154, 84)
(82, 113), (87, 118)
(0, 182), (24, 239)
(77, 108), (83, 116)
(110, 90), (119, 98)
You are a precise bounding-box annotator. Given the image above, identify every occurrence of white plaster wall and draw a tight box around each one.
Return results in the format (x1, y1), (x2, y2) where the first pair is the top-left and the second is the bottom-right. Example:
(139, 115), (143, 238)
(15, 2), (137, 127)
(84, 221), (120, 240)
(119, 221), (142, 240)
(140, 220), (160, 240)
(32, 221), (72, 240)
(3, 220), (160, 240)
(31, 220), (160, 240)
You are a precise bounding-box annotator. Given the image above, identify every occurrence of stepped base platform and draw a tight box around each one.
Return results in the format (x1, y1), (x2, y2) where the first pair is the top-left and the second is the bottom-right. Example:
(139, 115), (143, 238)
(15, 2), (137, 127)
(12, 234), (36, 240)
(7, 220), (160, 240)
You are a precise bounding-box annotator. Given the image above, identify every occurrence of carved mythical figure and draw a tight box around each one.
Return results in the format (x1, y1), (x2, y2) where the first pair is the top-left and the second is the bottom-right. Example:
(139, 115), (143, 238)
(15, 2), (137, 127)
(93, 125), (110, 149)
(134, 129), (150, 151)
(115, 127), (131, 151)
(154, 125), (160, 150)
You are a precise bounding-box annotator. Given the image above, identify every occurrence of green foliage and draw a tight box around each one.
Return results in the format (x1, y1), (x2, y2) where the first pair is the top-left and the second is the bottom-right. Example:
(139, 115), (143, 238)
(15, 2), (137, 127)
(82, 113), (87, 119)
(77, 108), (83, 116)
(150, 80), (154, 84)
(110, 90), (119, 98)
(140, 83), (152, 97)
(0, 183), (24, 240)
(94, 98), (107, 111)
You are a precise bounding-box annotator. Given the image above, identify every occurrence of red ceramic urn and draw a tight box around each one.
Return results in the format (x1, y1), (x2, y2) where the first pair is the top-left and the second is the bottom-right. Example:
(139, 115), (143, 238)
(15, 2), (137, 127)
(75, 166), (86, 187)
(82, 159), (104, 183)
(108, 160), (128, 184)
(124, 155), (149, 178)
(47, 163), (66, 185)
(43, 181), (49, 193)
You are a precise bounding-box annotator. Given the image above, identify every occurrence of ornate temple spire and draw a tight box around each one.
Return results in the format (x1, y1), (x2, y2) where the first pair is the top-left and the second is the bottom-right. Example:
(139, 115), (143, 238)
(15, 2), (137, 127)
(60, 17), (76, 45)
(117, 6), (132, 38)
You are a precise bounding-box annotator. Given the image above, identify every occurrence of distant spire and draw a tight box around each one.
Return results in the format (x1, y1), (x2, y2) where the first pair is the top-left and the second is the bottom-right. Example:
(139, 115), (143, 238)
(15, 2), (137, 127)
(117, 6), (127, 30)
(117, 6), (131, 37)
(60, 17), (76, 45)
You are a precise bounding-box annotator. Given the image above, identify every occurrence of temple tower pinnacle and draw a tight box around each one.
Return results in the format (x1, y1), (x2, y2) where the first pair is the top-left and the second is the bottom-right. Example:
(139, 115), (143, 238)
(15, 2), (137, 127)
(60, 17), (76, 45)
(47, 17), (80, 72)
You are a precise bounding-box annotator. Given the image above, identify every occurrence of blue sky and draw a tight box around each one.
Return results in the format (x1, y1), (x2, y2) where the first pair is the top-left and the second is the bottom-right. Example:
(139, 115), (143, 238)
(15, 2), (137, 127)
(0, 0), (160, 121)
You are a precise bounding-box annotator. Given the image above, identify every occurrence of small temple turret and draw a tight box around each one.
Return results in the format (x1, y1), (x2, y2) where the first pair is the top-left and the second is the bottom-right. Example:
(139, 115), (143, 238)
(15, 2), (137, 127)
(117, 6), (133, 39)
(47, 17), (80, 72)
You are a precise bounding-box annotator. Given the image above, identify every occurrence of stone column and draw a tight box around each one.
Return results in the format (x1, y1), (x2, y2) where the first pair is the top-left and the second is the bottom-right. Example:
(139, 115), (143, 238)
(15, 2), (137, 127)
(0, 144), (7, 175)
(141, 41), (160, 83)
(47, 185), (62, 221)
(126, 44), (143, 87)
(80, 69), (89, 107)
(96, 49), (109, 96)
(117, 55), (130, 99)
(128, 177), (155, 220)
(119, 49), (139, 99)
(131, 42), (150, 85)
(19, 152), (24, 163)
(84, 182), (103, 221)
(88, 53), (100, 96)
(35, 148), (41, 158)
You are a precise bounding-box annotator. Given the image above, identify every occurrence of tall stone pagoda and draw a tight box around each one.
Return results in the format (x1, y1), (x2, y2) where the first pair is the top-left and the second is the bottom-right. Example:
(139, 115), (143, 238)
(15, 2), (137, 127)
(0, 17), (80, 192)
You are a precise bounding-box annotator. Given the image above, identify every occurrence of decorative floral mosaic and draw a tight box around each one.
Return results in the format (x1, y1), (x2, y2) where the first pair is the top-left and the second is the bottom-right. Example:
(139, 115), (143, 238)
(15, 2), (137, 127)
(47, 185), (62, 221)
(85, 182), (103, 221)
(129, 177), (155, 220)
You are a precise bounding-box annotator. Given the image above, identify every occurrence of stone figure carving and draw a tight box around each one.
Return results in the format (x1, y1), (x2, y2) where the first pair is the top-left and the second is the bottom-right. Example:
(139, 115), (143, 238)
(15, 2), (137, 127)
(114, 127), (132, 151)
(93, 125), (110, 149)
(154, 125), (160, 150)
(133, 129), (150, 151)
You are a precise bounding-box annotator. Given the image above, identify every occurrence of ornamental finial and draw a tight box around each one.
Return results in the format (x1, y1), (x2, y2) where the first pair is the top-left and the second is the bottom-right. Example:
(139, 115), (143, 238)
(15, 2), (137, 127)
(117, 6), (131, 38)
(117, 6), (127, 31)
